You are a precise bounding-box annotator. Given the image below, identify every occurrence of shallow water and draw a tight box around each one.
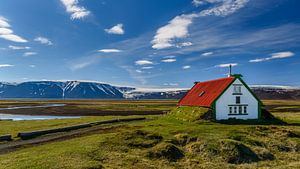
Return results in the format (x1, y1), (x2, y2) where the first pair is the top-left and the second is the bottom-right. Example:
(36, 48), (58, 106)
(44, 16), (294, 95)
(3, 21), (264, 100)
(0, 114), (80, 121)
(0, 104), (80, 121)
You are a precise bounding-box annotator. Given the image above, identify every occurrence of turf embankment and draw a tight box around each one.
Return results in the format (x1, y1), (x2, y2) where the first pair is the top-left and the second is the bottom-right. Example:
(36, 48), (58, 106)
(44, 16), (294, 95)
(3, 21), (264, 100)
(168, 106), (211, 122)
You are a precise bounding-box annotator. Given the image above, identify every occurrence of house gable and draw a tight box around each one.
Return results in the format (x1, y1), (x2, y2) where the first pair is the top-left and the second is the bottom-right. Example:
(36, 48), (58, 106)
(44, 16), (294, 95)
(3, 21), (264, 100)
(214, 78), (260, 120)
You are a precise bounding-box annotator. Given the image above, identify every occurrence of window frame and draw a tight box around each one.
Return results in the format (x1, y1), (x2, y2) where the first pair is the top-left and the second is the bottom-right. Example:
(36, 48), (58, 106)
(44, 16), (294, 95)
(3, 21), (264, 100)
(229, 106), (232, 114)
(244, 106), (247, 114)
(238, 106), (242, 114)
(236, 96), (241, 104)
(233, 84), (242, 95)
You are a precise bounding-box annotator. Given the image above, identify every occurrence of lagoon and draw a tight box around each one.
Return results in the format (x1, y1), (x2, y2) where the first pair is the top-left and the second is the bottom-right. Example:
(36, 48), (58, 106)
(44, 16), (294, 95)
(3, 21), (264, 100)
(0, 104), (80, 121)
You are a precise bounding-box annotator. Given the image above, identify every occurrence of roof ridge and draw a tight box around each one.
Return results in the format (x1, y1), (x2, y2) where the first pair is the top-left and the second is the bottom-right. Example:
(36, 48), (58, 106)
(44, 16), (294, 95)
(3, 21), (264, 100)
(197, 76), (235, 84)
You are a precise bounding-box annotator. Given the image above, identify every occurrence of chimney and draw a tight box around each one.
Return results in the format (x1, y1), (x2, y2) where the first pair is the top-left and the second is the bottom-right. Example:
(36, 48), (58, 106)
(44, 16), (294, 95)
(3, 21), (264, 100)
(228, 64), (232, 77)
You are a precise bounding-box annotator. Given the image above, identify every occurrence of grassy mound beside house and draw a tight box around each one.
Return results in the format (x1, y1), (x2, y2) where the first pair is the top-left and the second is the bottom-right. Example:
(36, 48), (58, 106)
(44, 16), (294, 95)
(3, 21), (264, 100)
(168, 106), (212, 122)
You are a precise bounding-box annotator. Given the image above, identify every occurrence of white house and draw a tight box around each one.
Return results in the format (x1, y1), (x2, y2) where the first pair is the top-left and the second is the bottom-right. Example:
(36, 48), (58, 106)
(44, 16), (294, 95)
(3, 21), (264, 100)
(178, 74), (262, 120)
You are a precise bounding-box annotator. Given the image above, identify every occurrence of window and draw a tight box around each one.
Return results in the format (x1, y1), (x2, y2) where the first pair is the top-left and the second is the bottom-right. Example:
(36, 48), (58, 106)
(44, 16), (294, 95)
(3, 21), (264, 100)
(199, 91), (205, 97)
(229, 107), (232, 114)
(234, 106), (237, 114)
(233, 85), (241, 94)
(244, 106), (247, 114)
(239, 106), (242, 114)
(236, 96), (241, 104)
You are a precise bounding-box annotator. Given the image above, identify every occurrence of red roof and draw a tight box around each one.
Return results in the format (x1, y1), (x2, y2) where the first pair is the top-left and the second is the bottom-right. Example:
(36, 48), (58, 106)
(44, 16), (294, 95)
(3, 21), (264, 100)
(178, 77), (235, 107)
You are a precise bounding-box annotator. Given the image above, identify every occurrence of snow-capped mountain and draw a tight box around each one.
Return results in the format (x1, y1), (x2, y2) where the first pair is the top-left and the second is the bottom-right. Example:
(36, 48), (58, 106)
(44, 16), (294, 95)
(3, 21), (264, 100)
(0, 81), (125, 99)
(0, 81), (299, 100)
(0, 81), (186, 99)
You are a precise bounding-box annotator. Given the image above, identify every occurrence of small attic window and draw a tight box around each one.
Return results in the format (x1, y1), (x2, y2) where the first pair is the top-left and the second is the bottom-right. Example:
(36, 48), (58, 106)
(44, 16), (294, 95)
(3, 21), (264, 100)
(199, 91), (205, 97)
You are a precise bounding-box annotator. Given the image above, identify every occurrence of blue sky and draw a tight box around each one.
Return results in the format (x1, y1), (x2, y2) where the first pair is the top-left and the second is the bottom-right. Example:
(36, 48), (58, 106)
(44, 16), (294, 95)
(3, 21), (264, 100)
(0, 0), (299, 88)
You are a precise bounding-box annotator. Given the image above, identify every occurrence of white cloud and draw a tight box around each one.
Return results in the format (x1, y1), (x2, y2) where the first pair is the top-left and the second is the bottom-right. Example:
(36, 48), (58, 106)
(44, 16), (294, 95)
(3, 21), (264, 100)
(69, 56), (101, 71)
(98, 49), (122, 53)
(152, 0), (249, 49)
(34, 36), (53, 45)
(182, 65), (191, 69)
(152, 14), (194, 49)
(192, 0), (223, 6)
(192, 0), (205, 6)
(141, 66), (153, 70)
(163, 55), (176, 59)
(0, 64), (14, 68)
(271, 51), (294, 59)
(199, 0), (249, 17)
(23, 52), (37, 56)
(249, 51), (295, 63)
(70, 60), (94, 71)
(249, 58), (265, 63)
(0, 34), (27, 43)
(60, 0), (90, 20)
(135, 60), (153, 65)
(201, 51), (213, 56)
(161, 58), (176, 63)
(215, 63), (238, 68)
(29, 65), (36, 68)
(0, 28), (13, 34)
(0, 16), (27, 43)
(105, 24), (124, 35)
(0, 16), (10, 27)
(8, 45), (30, 50)
(179, 42), (193, 47)
(136, 69), (143, 73)
(163, 83), (179, 86)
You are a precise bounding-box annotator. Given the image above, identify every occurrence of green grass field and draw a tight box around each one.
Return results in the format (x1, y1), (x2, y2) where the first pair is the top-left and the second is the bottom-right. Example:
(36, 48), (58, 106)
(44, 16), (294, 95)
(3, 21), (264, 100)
(0, 100), (300, 169)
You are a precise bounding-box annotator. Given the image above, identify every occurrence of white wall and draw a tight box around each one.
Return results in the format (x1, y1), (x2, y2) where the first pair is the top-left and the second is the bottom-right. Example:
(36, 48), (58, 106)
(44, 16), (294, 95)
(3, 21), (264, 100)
(215, 78), (258, 120)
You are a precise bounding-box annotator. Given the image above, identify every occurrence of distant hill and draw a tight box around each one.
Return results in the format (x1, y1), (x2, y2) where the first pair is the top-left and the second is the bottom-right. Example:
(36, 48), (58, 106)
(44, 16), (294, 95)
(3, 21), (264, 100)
(251, 85), (300, 100)
(0, 81), (299, 100)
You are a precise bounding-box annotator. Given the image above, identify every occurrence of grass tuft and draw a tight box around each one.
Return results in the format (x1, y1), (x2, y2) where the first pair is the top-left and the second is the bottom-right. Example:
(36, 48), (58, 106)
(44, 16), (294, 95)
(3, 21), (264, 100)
(147, 142), (184, 161)
(123, 130), (163, 148)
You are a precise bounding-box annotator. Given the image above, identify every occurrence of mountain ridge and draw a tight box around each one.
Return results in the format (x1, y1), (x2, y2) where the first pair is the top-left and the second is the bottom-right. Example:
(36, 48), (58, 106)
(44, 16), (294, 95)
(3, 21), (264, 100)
(0, 81), (299, 100)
